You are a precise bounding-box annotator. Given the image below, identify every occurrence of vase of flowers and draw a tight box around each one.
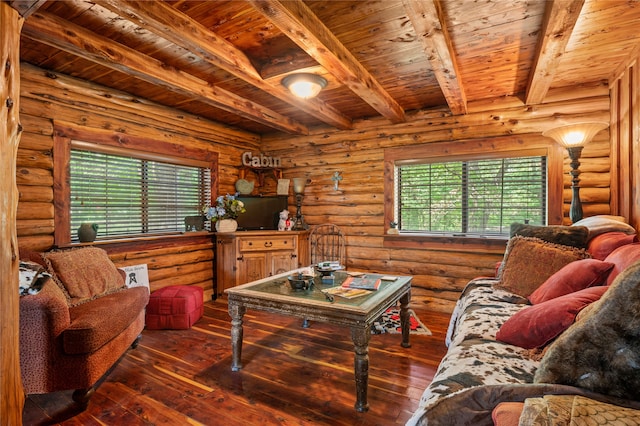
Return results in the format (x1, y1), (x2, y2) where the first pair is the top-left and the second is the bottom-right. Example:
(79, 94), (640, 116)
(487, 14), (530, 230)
(204, 193), (246, 233)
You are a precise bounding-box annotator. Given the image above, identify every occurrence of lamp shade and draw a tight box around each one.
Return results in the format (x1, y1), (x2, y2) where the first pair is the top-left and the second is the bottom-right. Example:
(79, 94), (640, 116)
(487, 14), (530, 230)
(542, 122), (609, 148)
(282, 73), (327, 99)
(292, 177), (307, 194)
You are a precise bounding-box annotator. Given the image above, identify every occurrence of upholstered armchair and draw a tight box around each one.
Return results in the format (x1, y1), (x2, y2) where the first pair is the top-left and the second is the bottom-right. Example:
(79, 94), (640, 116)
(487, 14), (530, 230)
(19, 247), (149, 406)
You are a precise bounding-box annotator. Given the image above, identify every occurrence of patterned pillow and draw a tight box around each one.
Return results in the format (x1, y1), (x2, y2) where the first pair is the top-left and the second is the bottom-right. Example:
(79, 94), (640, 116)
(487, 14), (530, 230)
(495, 236), (591, 298)
(19, 261), (51, 296)
(43, 247), (125, 306)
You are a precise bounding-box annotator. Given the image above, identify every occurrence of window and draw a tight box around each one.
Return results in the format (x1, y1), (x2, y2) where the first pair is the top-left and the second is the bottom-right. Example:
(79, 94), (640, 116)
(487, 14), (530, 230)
(70, 148), (211, 239)
(383, 136), (564, 245)
(53, 127), (218, 245)
(396, 156), (546, 236)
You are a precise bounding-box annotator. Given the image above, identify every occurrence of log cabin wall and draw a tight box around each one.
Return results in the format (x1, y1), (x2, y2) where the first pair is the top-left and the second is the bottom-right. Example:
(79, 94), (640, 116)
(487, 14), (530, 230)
(17, 63), (261, 299)
(262, 84), (612, 313)
(610, 57), (640, 232)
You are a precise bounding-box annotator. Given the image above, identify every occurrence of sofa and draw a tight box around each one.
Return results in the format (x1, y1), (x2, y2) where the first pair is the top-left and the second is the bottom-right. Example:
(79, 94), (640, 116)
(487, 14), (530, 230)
(406, 216), (640, 425)
(19, 246), (149, 406)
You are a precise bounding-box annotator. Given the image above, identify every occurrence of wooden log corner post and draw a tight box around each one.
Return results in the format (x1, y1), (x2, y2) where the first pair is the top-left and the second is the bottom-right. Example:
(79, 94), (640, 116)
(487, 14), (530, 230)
(1, 3), (25, 424)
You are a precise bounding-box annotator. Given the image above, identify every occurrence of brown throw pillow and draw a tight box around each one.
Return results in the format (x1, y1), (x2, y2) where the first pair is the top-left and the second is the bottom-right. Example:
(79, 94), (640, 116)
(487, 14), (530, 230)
(43, 247), (125, 306)
(510, 223), (589, 249)
(534, 261), (640, 400)
(495, 236), (590, 298)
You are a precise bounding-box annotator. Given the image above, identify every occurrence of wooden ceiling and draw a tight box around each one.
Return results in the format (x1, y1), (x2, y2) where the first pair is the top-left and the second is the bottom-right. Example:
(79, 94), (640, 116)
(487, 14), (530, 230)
(11, 0), (640, 136)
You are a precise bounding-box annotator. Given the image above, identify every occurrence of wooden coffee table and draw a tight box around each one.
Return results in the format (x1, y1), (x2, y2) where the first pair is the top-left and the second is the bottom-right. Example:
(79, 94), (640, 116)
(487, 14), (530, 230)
(225, 269), (412, 412)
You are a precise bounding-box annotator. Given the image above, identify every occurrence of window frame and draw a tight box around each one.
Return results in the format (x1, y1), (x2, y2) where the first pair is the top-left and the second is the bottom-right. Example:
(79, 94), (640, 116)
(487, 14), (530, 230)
(53, 125), (218, 246)
(383, 135), (564, 251)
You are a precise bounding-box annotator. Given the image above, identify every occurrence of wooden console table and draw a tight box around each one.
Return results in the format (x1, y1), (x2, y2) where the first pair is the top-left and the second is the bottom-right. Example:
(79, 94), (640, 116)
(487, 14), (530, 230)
(214, 230), (309, 297)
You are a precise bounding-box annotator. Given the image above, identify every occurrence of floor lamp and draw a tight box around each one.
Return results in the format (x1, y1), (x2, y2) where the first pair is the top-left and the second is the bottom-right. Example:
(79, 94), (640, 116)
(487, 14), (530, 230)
(542, 122), (609, 223)
(292, 177), (309, 230)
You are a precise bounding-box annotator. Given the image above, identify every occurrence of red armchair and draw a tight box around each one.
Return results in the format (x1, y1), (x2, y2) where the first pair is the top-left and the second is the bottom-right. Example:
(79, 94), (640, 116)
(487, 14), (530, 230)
(19, 247), (149, 406)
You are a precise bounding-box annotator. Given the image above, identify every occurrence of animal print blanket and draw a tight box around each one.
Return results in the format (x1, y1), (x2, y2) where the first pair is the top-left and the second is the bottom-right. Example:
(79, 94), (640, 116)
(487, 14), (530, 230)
(19, 260), (50, 296)
(406, 279), (640, 426)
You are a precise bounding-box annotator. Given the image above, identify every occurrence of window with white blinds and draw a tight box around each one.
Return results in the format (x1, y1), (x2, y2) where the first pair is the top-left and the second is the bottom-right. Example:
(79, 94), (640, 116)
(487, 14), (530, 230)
(396, 156), (547, 237)
(70, 148), (211, 240)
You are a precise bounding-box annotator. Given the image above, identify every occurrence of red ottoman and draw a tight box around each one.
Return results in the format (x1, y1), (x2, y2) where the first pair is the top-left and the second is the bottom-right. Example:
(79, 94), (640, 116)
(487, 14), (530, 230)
(145, 285), (204, 330)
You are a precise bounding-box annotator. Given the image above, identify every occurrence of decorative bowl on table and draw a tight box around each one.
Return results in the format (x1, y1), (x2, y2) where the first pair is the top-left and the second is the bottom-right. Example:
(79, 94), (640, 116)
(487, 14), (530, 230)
(287, 273), (314, 290)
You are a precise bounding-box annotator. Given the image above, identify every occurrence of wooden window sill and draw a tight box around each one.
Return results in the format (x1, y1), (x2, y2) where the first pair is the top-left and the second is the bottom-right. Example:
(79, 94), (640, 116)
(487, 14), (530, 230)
(383, 233), (508, 254)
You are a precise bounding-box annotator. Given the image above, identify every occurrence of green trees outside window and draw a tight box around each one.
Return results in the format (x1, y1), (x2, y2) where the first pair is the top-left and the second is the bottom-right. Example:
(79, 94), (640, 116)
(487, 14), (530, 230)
(70, 149), (211, 240)
(397, 156), (546, 236)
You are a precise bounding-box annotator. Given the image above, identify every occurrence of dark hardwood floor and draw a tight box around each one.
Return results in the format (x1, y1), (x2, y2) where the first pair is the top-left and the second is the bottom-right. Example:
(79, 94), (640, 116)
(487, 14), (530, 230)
(22, 290), (450, 425)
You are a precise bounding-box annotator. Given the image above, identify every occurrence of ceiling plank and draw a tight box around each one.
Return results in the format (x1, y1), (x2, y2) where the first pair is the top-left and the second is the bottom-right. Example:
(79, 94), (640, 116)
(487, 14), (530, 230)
(95, 0), (352, 131)
(403, 0), (467, 115)
(609, 43), (640, 86)
(250, 0), (406, 124)
(22, 11), (309, 135)
(525, 0), (585, 105)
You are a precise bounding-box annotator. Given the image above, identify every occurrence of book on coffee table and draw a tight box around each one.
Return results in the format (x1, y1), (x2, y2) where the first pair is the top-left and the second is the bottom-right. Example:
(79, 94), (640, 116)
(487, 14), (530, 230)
(342, 276), (381, 291)
(323, 286), (371, 299)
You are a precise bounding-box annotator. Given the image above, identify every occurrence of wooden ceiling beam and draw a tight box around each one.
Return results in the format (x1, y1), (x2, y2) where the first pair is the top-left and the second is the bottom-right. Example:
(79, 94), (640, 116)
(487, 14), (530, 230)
(250, 0), (406, 124)
(403, 0), (467, 115)
(525, 0), (585, 105)
(95, 0), (352, 131)
(7, 0), (46, 19)
(22, 11), (309, 135)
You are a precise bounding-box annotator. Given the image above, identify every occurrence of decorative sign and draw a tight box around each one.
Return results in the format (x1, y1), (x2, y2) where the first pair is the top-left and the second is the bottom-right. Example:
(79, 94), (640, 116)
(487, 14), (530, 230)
(242, 152), (281, 168)
(120, 264), (150, 291)
(277, 178), (290, 195)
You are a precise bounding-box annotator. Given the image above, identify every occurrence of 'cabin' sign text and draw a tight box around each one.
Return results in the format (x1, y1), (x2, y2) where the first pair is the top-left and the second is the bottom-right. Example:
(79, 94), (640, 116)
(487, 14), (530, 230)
(242, 152), (281, 168)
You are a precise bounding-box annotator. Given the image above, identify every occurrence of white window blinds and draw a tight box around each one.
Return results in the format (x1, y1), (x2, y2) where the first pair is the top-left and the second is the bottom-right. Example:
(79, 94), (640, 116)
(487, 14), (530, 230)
(70, 148), (211, 240)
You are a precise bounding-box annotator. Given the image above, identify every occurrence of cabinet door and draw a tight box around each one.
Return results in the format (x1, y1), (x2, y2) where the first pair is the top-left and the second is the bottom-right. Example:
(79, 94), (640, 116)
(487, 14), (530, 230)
(239, 252), (268, 284)
(216, 236), (236, 295)
(270, 251), (297, 276)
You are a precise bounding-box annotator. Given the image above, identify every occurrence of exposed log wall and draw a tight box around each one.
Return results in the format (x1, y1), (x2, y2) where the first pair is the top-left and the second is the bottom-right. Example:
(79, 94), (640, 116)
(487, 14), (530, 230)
(17, 61), (614, 314)
(262, 84), (612, 313)
(18, 63), (261, 298)
(610, 58), (640, 231)
(1, 4), (25, 424)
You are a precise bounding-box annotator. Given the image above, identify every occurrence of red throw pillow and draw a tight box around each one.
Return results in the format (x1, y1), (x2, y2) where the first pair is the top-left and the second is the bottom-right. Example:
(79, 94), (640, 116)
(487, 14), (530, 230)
(604, 243), (640, 285)
(496, 286), (608, 349)
(588, 232), (637, 260)
(528, 259), (614, 304)
(492, 402), (525, 426)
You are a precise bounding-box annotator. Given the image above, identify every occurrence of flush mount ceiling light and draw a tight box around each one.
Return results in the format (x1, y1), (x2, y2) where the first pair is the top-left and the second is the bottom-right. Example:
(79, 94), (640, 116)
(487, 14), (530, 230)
(542, 121), (609, 223)
(281, 73), (327, 99)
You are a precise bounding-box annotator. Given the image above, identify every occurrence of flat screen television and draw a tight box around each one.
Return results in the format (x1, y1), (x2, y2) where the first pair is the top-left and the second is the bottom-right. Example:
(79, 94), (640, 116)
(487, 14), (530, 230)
(235, 196), (289, 231)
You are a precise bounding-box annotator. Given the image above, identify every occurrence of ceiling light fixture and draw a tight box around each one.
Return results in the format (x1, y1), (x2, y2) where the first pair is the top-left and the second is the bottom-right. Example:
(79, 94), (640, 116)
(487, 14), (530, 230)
(282, 73), (327, 99)
(542, 121), (609, 223)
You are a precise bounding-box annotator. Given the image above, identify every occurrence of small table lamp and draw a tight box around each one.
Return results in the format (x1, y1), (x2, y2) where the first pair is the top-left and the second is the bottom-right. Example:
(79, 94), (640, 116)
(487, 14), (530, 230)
(292, 177), (309, 230)
(543, 122), (609, 223)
